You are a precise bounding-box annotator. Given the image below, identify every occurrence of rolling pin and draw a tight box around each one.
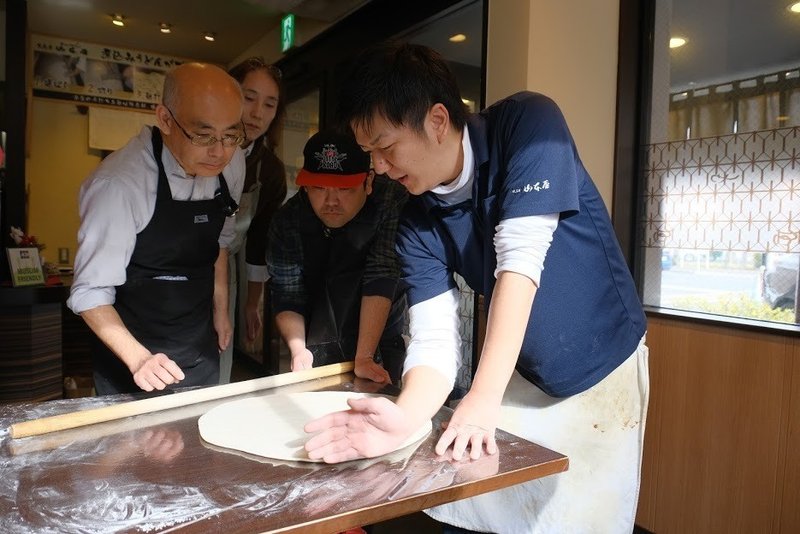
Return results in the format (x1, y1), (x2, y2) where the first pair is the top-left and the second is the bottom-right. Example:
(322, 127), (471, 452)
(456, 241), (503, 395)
(9, 361), (354, 439)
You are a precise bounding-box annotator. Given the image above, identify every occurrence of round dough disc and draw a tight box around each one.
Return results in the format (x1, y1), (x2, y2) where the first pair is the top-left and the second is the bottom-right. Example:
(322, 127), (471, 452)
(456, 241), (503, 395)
(198, 391), (432, 462)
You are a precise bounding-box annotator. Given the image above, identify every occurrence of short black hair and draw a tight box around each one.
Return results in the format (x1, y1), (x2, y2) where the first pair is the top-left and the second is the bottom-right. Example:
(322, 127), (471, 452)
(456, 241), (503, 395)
(336, 42), (469, 136)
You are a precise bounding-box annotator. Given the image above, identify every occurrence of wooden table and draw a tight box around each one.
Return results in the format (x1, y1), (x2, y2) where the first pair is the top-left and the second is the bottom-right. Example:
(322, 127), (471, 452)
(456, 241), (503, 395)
(0, 373), (568, 533)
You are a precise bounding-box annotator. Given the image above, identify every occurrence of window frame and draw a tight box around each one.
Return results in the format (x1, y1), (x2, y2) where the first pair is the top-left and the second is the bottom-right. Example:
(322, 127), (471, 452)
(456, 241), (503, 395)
(614, 0), (800, 336)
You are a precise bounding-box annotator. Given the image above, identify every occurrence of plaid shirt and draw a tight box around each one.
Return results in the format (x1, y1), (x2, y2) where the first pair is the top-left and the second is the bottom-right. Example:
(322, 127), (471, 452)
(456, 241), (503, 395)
(267, 174), (408, 318)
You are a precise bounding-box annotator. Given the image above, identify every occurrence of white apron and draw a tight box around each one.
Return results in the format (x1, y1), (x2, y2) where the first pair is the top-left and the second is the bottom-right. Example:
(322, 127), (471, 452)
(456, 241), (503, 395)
(426, 336), (650, 534)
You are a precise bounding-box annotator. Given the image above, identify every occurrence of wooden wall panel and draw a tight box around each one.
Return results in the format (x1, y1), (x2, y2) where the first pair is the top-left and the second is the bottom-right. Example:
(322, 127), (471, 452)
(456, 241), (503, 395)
(637, 316), (792, 533)
(778, 337), (800, 533)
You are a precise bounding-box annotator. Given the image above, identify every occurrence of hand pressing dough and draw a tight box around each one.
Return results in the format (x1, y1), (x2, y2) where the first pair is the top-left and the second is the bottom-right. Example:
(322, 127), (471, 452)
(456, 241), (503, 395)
(198, 391), (432, 462)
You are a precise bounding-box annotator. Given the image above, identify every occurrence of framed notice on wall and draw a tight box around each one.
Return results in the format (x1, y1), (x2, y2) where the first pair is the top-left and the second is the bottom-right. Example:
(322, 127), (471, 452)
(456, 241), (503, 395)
(30, 33), (193, 111)
(6, 247), (46, 287)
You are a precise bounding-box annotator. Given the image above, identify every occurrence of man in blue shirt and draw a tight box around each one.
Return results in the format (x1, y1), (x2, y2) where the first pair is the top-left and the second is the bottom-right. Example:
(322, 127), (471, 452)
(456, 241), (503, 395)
(305, 43), (649, 533)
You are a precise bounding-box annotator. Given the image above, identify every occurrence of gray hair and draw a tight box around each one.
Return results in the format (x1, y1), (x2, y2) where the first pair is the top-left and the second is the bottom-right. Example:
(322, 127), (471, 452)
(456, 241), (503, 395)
(161, 68), (179, 109)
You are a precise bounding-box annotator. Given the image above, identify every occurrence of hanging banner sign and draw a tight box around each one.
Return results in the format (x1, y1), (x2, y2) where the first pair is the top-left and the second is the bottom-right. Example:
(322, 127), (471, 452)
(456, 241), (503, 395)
(30, 33), (191, 110)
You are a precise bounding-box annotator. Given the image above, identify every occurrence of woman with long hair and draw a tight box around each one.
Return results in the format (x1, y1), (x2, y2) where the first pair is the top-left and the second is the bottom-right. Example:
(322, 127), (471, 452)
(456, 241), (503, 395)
(221, 57), (287, 383)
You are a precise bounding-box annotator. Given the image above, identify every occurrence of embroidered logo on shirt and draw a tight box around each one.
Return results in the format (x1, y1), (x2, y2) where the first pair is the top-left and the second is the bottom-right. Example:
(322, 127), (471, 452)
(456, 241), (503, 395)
(194, 214), (209, 223)
(314, 144), (347, 171)
(511, 180), (551, 194)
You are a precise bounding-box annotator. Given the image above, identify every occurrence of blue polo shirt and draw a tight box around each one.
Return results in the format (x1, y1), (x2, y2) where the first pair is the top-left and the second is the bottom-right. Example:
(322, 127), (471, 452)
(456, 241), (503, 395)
(397, 92), (646, 397)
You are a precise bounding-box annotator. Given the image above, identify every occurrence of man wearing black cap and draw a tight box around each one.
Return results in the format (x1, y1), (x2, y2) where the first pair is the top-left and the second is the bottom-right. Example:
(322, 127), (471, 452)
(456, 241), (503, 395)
(266, 129), (408, 383)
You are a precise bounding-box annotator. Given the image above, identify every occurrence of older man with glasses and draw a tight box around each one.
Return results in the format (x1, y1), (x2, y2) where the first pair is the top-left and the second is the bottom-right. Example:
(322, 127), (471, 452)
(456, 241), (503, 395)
(68, 62), (247, 395)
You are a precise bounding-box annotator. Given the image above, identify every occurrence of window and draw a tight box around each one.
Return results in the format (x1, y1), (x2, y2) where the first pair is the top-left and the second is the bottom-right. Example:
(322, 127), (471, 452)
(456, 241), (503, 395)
(638, 0), (800, 328)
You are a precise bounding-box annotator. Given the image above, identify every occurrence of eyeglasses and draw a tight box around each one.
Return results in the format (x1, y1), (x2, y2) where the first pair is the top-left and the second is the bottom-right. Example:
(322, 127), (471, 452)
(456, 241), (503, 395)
(166, 107), (245, 148)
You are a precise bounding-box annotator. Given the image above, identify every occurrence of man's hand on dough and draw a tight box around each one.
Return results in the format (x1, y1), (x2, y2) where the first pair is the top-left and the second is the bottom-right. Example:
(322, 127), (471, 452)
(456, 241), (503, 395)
(304, 396), (412, 463)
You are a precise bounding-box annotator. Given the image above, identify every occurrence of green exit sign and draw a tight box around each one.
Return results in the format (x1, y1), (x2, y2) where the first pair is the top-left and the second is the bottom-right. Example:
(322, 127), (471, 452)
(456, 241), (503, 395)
(281, 13), (295, 53)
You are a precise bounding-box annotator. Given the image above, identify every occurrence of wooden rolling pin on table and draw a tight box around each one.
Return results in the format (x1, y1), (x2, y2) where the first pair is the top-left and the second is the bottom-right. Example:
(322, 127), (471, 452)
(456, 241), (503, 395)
(9, 362), (355, 438)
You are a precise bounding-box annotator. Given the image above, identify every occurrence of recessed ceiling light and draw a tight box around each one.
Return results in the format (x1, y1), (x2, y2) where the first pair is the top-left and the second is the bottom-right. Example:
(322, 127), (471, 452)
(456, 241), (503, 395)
(203, 32), (216, 42)
(669, 36), (687, 49)
(111, 14), (125, 27)
(788, 2), (800, 13)
(160, 23), (172, 34)
(449, 33), (467, 43)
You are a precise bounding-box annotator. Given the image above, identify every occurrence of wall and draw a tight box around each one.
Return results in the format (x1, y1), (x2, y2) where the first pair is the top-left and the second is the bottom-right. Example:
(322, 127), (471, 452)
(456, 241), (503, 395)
(26, 100), (102, 265)
(486, 0), (620, 211)
(638, 316), (800, 533)
(484, 1), (529, 106)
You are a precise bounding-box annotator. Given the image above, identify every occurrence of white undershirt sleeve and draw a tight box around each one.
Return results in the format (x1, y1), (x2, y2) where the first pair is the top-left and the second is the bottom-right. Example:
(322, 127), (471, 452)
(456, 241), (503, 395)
(493, 213), (559, 285)
(403, 287), (462, 387)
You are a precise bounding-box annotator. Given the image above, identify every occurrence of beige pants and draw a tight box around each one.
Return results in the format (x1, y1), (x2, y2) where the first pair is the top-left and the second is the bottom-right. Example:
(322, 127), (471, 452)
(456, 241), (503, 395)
(426, 336), (650, 534)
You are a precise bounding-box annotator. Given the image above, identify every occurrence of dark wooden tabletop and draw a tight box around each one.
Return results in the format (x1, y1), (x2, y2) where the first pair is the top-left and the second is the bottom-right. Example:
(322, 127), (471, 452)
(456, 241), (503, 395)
(0, 373), (568, 533)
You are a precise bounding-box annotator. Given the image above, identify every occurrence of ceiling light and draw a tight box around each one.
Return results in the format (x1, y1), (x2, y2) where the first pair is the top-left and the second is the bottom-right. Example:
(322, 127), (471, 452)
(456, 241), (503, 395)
(203, 32), (216, 42)
(111, 14), (125, 27)
(788, 2), (800, 13)
(669, 36), (687, 49)
(449, 33), (467, 43)
(160, 23), (172, 34)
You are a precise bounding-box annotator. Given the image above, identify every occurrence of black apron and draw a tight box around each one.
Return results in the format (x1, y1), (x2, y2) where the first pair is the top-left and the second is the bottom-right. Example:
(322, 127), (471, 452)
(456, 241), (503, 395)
(305, 269), (362, 364)
(92, 128), (233, 395)
(303, 220), (406, 383)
